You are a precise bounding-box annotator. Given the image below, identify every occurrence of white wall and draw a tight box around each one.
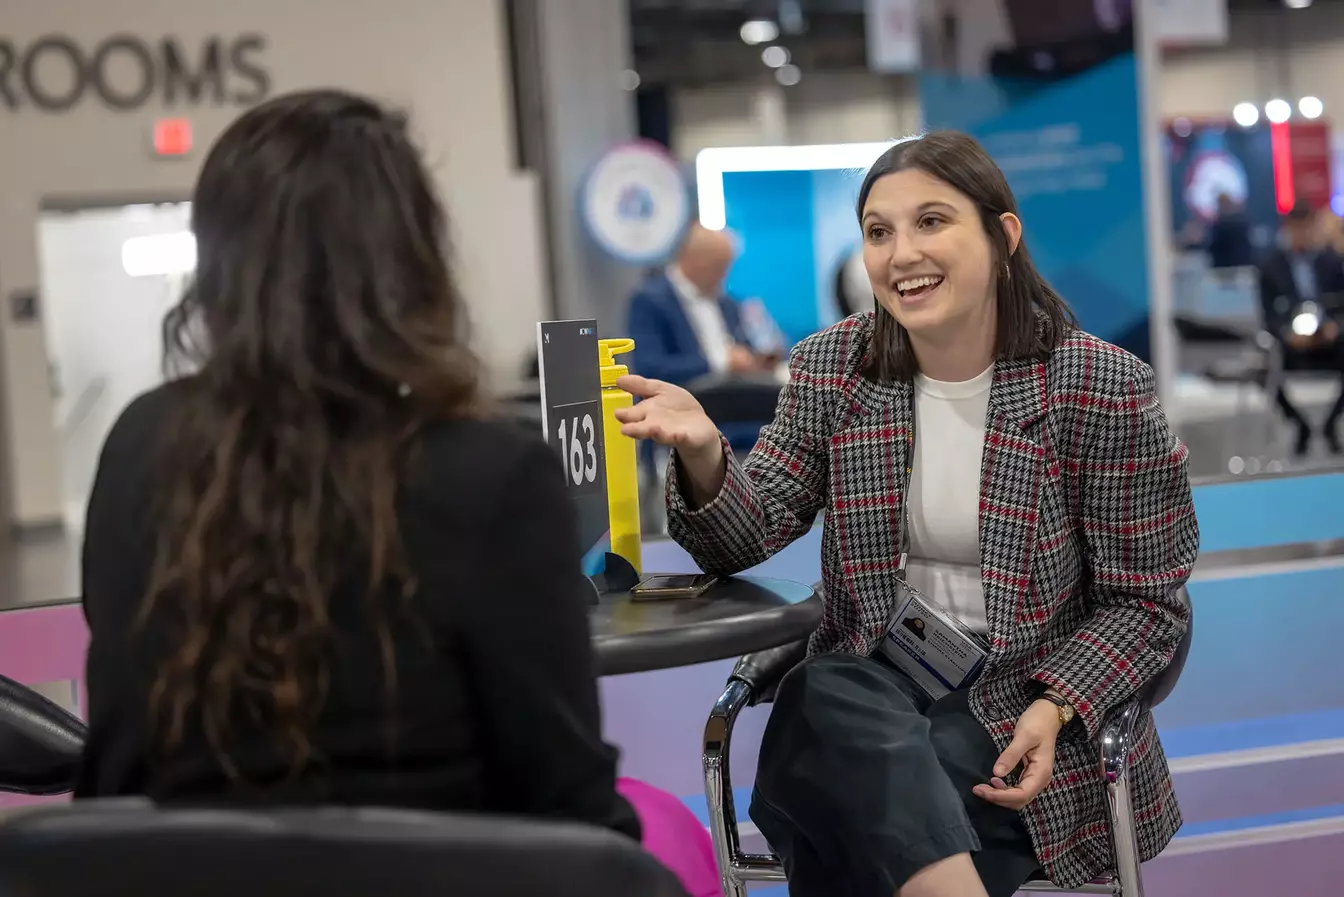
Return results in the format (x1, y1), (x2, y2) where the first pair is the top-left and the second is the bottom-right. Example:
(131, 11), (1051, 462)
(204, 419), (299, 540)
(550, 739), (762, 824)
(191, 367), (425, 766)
(670, 72), (921, 162)
(0, 0), (547, 527)
(1158, 3), (1344, 120)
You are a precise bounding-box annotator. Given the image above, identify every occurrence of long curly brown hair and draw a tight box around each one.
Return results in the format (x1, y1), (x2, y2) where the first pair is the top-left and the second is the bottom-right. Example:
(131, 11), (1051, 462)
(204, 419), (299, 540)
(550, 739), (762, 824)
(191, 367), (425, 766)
(141, 89), (480, 778)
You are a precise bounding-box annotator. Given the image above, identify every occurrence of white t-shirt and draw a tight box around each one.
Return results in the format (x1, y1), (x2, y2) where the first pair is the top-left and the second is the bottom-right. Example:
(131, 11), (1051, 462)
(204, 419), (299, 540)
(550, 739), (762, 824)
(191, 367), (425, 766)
(666, 265), (733, 375)
(903, 363), (993, 632)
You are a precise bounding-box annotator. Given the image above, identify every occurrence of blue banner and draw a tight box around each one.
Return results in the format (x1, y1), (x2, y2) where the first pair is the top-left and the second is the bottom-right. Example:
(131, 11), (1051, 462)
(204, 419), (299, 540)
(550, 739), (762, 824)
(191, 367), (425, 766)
(918, 1), (1152, 361)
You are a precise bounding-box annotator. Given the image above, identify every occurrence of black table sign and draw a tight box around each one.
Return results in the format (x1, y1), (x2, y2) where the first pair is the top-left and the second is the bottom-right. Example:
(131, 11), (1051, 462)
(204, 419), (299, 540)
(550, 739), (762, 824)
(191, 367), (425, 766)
(537, 320), (611, 581)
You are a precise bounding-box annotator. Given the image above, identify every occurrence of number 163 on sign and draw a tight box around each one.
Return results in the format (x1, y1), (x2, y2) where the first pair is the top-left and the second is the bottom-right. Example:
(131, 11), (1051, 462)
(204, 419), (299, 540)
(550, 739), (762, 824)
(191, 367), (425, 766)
(558, 412), (599, 487)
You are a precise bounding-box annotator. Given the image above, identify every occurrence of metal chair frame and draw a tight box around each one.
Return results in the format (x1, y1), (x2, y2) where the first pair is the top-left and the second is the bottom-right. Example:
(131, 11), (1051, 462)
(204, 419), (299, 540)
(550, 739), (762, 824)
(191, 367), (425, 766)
(703, 587), (1193, 897)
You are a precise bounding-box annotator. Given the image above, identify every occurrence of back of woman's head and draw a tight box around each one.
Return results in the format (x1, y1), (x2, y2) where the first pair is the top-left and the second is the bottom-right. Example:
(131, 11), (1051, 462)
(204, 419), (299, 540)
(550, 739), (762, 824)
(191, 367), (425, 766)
(147, 89), (479, 775)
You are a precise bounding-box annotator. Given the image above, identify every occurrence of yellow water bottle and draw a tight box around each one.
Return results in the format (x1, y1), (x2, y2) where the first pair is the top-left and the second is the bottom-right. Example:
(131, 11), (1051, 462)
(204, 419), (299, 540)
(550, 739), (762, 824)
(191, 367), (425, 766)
(599, 337), (641, 580)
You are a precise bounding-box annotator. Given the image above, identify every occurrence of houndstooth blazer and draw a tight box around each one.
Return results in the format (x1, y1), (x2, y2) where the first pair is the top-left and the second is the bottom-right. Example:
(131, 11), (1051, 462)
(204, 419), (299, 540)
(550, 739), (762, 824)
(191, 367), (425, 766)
(666, 312), (1199, 888)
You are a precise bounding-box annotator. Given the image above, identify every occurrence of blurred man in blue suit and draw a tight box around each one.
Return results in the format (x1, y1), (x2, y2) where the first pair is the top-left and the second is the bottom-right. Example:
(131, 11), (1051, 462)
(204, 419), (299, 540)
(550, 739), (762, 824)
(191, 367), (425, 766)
(626, 224), (773, 384)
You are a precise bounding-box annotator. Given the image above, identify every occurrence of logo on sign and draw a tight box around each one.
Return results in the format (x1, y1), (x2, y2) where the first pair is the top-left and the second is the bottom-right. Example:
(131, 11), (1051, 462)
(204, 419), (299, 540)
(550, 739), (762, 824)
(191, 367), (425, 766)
(579, 140), (690, 266)
(1184, 150), (1248, 221)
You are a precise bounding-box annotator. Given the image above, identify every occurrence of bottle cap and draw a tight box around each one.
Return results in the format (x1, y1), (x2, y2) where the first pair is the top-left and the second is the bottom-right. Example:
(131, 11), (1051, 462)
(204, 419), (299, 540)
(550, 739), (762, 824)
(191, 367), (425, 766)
(599, 337), (636, 388)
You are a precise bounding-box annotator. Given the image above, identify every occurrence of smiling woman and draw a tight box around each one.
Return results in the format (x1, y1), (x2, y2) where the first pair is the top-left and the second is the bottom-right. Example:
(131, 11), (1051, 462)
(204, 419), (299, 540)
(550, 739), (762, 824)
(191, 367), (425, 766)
(858, 132), (1076, 384)
(614, 129), (1198, 897)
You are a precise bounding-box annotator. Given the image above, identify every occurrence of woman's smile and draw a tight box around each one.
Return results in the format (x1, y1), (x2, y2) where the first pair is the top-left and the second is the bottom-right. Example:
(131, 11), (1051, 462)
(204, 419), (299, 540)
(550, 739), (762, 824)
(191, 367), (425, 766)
(894, 274), (946, 305)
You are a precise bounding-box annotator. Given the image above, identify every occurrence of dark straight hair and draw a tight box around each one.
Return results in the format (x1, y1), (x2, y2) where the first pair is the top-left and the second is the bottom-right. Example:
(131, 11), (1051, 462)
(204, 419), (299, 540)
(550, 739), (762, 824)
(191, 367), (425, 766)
(856, 130), (1076, 383)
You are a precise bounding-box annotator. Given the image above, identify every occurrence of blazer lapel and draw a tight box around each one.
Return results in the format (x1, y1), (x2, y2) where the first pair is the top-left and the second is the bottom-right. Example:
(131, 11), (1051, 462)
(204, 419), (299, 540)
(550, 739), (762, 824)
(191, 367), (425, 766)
(979, 357), (1049, 653)
(831, 372), (912, 650)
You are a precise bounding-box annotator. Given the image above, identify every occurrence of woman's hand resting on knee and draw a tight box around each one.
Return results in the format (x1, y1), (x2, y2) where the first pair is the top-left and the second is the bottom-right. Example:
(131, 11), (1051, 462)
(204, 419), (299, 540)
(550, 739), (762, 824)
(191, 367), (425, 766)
(972, 699), (1062, 810)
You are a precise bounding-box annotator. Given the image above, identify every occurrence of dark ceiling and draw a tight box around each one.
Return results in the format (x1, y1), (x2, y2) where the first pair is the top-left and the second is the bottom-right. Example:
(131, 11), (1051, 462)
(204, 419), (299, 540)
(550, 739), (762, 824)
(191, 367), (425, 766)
(627, 0), (1341, 88)
(628, 0), (869, 87)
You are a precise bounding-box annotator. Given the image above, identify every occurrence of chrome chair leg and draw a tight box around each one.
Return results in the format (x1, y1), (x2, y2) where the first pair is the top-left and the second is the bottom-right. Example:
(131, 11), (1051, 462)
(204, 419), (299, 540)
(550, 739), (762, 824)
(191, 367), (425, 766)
(1102, 702), (1146, 897)
(705, 679), (751, 897)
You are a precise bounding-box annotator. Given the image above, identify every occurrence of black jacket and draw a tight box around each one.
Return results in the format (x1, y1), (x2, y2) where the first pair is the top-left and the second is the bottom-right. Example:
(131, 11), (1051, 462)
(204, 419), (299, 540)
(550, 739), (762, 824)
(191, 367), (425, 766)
(1258, 247), (1344, 336)
(77, 381), (638, 840)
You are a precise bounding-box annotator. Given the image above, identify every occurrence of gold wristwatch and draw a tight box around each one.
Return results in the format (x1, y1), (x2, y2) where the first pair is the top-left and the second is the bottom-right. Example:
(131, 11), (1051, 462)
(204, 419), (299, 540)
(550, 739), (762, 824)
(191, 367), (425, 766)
(1039, 689), (1076, 728)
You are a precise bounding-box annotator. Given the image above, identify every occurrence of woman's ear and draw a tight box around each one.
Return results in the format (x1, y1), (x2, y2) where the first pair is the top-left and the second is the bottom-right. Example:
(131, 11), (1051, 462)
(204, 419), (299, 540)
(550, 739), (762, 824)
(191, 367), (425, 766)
(999, 212), (1023, 257)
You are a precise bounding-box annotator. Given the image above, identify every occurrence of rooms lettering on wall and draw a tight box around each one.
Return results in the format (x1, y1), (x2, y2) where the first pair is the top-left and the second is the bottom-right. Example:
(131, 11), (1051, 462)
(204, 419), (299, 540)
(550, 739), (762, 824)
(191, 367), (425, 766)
(0, 34), (270, 112)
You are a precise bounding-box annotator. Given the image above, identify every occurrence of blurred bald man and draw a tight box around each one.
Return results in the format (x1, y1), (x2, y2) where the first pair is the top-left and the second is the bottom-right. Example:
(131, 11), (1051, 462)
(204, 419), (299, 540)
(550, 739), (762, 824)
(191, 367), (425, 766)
(626, 224), (772, 384)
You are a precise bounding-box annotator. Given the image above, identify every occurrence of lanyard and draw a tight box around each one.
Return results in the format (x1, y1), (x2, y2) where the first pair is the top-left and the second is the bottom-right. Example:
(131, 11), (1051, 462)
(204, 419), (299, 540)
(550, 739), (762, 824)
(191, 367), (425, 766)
(897, 419), (914, 582)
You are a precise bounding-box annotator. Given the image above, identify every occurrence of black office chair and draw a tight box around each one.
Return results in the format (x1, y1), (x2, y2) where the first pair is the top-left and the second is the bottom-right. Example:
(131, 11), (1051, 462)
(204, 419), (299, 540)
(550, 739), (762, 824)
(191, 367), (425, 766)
(0, 672), (86, 795)
(703, 585), (1195, 897)
(0, 674), (688, 897)
(0, 802), (689, 897)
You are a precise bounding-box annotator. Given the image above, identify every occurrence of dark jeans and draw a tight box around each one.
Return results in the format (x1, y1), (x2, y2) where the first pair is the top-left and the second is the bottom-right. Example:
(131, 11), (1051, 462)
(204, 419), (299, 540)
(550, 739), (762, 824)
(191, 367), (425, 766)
(750, 653), (1039, 897)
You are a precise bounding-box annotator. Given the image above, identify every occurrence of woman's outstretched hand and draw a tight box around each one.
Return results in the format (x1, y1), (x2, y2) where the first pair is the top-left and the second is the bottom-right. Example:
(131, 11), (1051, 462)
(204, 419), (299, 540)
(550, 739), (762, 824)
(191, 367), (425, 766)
(972, 700), (1060, 810)
(614, 375), (726, 504)
(613, 375), (718, 452)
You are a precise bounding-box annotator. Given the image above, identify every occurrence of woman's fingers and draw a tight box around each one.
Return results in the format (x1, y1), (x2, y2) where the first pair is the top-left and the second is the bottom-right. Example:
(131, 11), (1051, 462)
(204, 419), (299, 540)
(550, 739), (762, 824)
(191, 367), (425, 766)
(612, 403), (648, 424)
(616, 374), (663, 398)
(974, 754), (1052, 810)
(972, 783), (1030, 809)
(620, 419), (675, 444)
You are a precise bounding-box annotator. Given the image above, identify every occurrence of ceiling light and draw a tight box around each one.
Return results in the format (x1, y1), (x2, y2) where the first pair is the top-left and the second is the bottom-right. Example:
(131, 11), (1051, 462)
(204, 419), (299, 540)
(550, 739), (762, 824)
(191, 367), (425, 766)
(1265, 98), (1292, 124)
(740, 19), (779, 45)
(775, 64), (802, 87)
(1232, 102), (1259, 127)
(1299, 96), (1324, 119)
(1284, 0), (1312, 9)
(761, 46), (790, 68)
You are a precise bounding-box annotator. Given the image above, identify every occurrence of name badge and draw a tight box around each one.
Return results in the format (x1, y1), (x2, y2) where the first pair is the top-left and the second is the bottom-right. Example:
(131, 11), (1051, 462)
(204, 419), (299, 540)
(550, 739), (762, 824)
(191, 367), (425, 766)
(876, 586), (989, 701)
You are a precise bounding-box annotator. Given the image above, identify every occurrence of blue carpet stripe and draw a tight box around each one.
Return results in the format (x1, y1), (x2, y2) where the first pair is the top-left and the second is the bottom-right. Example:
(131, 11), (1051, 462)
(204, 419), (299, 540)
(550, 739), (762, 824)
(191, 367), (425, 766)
(1159, 708), (1344, 759)
(1175, 802), (1344, 838)
(1191, 473), (1344, 552)
(683, 709), (1344, 825)
(679, 790), (1344, 842)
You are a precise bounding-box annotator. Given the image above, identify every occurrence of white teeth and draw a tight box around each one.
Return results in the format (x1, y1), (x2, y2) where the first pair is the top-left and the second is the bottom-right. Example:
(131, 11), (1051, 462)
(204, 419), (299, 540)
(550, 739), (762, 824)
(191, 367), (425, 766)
(897, 275), (943, 293)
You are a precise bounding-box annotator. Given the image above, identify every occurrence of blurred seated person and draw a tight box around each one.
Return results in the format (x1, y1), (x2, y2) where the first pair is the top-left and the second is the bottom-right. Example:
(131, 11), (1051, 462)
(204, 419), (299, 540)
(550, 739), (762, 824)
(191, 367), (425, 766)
(1319, 209), (1344, 257)
(833, 247), (873, 319)
(77, 90), (639, 840)
(1258, 201), (1344, 455)
(627, 224), (776, 385)
(1207, 193), (1253, 270)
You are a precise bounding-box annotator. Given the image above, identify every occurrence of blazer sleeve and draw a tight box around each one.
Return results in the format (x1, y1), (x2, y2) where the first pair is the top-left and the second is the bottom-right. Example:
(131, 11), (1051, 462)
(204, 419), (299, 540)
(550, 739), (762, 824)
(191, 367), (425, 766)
(1031, 360), (1199, 740)
(665, 340), (832, 574)
(627, 286), (711, 385)
(457, 439), (640, 840)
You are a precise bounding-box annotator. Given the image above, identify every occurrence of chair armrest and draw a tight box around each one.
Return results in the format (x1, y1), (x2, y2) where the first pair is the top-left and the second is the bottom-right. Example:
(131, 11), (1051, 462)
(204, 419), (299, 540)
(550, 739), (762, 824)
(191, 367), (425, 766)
(0, 675), (87, 796)
(727, 639), (809, 706)
(1098, 700), (1145, 787)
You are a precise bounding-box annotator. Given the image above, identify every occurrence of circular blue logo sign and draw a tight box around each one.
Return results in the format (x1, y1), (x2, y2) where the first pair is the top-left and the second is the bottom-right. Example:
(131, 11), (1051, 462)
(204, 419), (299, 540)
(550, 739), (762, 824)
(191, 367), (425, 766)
(580, 140), (690, 265)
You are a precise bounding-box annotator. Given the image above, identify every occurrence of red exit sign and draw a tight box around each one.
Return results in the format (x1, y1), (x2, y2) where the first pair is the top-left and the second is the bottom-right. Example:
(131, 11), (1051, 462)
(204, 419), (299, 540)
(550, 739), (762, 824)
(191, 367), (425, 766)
(153, 118), (193, 157)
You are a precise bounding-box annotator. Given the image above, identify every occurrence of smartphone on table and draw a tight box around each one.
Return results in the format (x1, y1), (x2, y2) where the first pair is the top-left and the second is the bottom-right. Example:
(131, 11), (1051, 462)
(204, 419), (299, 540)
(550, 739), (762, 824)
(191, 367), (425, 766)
(629, 573), (719, 601)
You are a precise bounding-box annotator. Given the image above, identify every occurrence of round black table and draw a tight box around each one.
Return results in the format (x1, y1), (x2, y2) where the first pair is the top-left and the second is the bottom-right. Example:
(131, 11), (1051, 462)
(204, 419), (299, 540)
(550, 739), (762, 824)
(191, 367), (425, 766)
(590, 575), (820, 676)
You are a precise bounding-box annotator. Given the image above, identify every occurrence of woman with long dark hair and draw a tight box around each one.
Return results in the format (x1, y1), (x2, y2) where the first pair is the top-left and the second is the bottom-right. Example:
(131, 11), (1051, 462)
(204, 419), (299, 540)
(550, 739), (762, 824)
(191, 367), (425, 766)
(618, 131), (1197, 896)
(76, 89), (637, 839)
